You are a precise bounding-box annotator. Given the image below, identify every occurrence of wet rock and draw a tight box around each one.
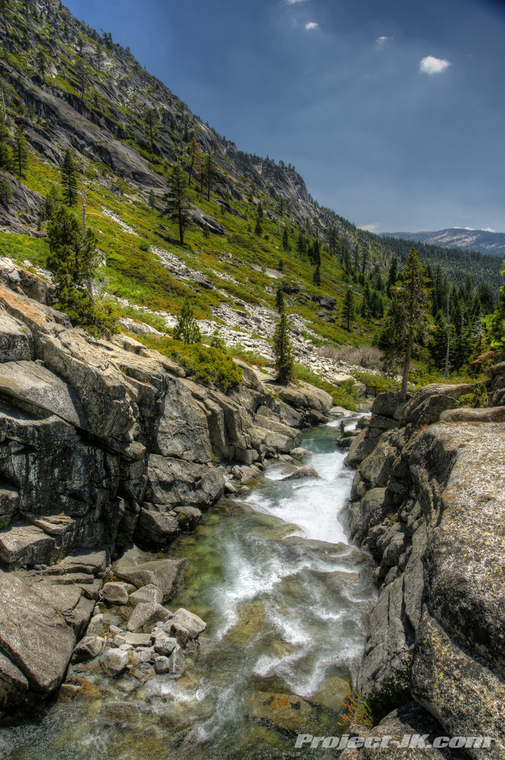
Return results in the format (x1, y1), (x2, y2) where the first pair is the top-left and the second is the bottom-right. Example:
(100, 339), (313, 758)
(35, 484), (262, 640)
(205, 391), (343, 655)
(100, 648), (129, 677)
(0, 653), (29, 708)
(289, 447), (311, 460)
(127, 602), (173, 633)
(309, 676), (351, 712)
(281, 465), (320, 481)
(245, 691), (314, 733)
(169, 608), (207, 640)
(329, 406), (357, 417)
(101, 582), (129, 606)
(72, 636), (105, 662)
(129, 584), (163, 606)
(167, 647), (185, 676)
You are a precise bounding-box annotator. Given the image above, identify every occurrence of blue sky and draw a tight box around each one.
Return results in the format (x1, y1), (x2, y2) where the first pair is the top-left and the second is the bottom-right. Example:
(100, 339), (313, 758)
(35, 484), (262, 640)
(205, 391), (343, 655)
(65, 0), (505, 233)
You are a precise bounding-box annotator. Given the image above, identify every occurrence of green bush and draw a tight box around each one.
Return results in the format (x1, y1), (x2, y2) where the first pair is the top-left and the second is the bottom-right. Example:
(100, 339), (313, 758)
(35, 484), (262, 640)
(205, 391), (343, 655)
(457, 383), (488, 408)
(354, 371), (399, 394)
(138, 335), (242, 391)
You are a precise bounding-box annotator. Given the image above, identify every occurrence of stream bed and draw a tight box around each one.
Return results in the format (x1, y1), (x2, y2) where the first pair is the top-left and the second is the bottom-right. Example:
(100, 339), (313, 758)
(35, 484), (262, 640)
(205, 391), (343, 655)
(0, 417), (376, 760)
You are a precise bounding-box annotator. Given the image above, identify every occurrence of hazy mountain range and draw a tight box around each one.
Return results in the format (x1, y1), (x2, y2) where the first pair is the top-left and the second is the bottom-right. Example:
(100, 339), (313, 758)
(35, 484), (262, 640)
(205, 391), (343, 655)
(382, 229), (505, 257)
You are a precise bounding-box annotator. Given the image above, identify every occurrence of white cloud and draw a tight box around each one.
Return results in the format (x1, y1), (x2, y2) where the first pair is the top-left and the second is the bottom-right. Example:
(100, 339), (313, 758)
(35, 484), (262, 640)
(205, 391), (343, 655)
(305, 21), (318, 30)
(482, 227), (496, 232)
(359, 223), (380, 233)
(286, 0), (309, 4)
(419, 56), (452, 75)
(376, 36), (390, 46)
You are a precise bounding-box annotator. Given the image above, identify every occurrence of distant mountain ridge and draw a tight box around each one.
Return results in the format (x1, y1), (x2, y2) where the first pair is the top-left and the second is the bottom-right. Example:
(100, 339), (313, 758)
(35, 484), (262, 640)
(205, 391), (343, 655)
(381, 229), (505, 257)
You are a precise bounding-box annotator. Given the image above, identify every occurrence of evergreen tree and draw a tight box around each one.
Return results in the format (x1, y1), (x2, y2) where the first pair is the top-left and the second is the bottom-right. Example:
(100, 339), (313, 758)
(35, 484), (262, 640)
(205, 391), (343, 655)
(148, 188), (156, 209)
(203, 153), (215, 200)
(144, 107), (159, 153)
(297, 231), (306, 257)
(46, 205), (111, 332)
(381, 248), (432, 400)
(273, 313), (295, 385)
(163, 162), (191, 245)
(361, 282), (371, 318)
(36, 47), (47, 83)
(187, 134), (200, 187)
(0, 115), (12, 172)
(74, 56), (89, 95)
(275, 285), (285, 314)
(387, 257), (398, 297)
(0, 175), (12, 207)
(173, 299), (201, 344)
(430, 310), (449, 371)
(313, 264), (321, 286)
(282, 226), (289, 251)
(61, 148), (78, 206)
(342, 287), (355, 331)
(254, 217), (263, 236)
(13, 126), (28, 178)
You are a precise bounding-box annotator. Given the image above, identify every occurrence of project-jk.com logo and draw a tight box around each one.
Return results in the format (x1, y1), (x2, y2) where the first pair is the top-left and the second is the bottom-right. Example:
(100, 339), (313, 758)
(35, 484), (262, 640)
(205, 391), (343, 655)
(295, 733), (496, 750)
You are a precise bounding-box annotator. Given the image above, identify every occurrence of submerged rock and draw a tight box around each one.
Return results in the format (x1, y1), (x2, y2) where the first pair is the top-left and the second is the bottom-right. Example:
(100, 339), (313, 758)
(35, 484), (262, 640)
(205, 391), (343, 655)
(281, 465), (320, 481)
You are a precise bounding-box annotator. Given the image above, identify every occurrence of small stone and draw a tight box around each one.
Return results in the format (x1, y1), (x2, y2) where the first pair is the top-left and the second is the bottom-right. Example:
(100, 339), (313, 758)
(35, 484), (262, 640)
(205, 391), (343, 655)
(100, 648), (129, 677)
(114, 632), (152, 648)
(72, 635), (105, 662)
(154, 656), (171, 674)
(109, 625), (122, 635)
(176, 628), (189, 648)
(152, 631), (177, 657)
(168, 647), (185, 676)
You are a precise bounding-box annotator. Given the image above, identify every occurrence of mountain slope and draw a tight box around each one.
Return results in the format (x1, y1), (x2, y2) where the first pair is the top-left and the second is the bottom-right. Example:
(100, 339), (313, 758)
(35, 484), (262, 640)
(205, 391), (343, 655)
(382, 228), (505, 257)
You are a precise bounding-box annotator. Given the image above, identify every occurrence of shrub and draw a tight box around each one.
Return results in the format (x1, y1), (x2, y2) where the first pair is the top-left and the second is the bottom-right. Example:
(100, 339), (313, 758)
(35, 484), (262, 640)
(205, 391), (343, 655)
(354, 371), (399, 394)
(137, 335), (242, 391)
(457, 383), (488, 408)
(340, 658), (412, 729)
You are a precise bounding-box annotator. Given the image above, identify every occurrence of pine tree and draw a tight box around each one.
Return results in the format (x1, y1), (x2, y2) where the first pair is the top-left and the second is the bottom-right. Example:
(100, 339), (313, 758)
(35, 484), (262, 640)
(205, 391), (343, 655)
(148, 189), (156, 209)
(173, 299), (201, 344)
(74, 56), (89, 96)
(203, 153), (215, 200)
(163, 163), (191, 245)
(13, 126), (28, 178)
(0, 115), (12, 172)
(342, 287), (355, 331)
(313, 264), (321, 286)
(61, 148), (78, 206)
(381, 248), (432, 400)
(275, 285), (285, 314)
(273, 313), (295, 385)
(36, 47), (47, 83)
(282, 226), (289, 251)
(46, 205), (111, 332)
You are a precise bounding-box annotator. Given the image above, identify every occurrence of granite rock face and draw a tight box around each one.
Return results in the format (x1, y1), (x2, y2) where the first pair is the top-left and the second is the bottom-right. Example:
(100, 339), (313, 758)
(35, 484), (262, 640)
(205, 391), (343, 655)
(0, 270), (330, 711)
(345, 378), (505, 758)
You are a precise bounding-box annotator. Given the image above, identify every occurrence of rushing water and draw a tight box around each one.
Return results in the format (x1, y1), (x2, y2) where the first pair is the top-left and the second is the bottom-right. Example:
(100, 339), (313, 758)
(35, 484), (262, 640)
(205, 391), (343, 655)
(0, 417), (376, 760)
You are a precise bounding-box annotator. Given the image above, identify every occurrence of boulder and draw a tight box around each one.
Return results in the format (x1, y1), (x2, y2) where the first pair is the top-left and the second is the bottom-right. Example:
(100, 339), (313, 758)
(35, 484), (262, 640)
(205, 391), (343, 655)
(147, 455), (224, 510)
(168, 608), (206, 640)
(281, 466), (320, 481)
(114, 557), (187, 603)
(345, 429), (379, 469)
(152, 631), (177, 657)
(289, 447), (311, 460)
(0, 524), (56, 568)
(0, 572), (77, 695)
(0, 312), (34, 362)
(167, 647), (185, 676)
(101, 582), (129, 606)
(128, 584), (163, 606)
(0, 653), (29, 708)
(100, 648), (129, 677)
(153, 656), (170, 674)
(127, 602), (173, 633)
(136, 507), (180, 546)
(440, 406), (505, 423)
(372, 391), (407, 419)
(173, 506), (203, 531)
(245, 691), (314, 733)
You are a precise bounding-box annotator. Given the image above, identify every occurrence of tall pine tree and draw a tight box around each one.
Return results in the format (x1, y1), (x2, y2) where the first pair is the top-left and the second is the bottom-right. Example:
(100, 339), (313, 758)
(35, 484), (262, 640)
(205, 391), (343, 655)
(61, 148), (78, 206)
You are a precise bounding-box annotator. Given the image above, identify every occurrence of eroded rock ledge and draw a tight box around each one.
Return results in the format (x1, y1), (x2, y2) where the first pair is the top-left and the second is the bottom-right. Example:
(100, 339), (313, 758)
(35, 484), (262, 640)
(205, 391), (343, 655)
(341, 375), (505, 759)
(0, 266), (331, 712)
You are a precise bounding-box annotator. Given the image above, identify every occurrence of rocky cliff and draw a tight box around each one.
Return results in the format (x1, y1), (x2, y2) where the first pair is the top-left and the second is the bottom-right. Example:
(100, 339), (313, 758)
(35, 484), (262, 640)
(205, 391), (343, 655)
(0, 260), (331, 712)
(340, 377), (505, 758)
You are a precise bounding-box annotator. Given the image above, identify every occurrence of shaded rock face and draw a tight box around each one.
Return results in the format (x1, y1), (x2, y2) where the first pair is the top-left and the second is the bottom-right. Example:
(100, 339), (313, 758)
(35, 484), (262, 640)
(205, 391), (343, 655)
(344, 378), (505, 757)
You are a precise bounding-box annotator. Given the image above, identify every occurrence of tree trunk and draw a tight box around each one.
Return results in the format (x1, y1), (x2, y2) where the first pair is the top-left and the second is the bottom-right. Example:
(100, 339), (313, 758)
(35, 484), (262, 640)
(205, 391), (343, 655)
(401, 329), (414, 402)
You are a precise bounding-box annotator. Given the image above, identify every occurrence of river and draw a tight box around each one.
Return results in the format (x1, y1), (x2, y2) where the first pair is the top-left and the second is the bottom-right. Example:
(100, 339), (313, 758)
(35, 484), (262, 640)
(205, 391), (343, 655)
(0, 416), (376, 760)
